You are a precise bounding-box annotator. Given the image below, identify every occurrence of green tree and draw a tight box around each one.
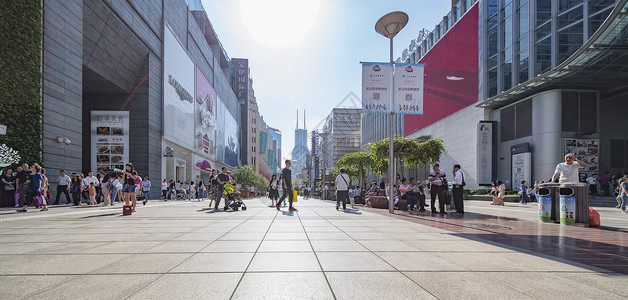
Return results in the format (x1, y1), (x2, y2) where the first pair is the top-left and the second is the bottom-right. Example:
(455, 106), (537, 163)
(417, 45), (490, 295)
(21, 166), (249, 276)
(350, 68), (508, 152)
(366, 137), (445, 175)
(336, 151), (378, 189)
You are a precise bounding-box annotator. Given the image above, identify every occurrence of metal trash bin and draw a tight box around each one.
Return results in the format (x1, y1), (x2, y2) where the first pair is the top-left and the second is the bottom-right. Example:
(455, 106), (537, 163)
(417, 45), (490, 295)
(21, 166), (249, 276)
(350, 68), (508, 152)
(559, 183), (589, 225)
(539, 183), (560, 223)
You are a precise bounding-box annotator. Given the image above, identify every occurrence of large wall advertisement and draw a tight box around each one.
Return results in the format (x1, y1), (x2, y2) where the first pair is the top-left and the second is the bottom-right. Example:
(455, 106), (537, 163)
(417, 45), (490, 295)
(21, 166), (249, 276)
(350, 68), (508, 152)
(163, 24), (195, 149)
(195, 65), (217, 161)
(404, 4), (479, 136)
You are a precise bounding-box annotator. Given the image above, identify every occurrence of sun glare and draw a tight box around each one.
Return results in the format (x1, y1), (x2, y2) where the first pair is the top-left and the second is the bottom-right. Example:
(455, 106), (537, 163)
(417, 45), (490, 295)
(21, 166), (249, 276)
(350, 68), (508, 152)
(239, 0), (320, 48)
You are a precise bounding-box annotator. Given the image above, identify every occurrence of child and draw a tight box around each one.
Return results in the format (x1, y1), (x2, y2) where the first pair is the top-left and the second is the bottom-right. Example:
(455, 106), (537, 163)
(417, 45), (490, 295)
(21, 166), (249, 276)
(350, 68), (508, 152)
(348, 187), (355, 209)
(88, 182), (97, 205)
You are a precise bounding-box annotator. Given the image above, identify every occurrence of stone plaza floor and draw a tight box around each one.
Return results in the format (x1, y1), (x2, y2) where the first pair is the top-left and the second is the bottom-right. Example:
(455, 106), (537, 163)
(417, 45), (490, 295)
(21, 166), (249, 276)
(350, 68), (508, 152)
(0, 197), (626, 299)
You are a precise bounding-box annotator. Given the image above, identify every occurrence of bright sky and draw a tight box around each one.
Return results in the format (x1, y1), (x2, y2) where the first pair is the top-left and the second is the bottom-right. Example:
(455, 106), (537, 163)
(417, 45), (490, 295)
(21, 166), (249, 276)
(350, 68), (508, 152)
(201, 0), (451, 162)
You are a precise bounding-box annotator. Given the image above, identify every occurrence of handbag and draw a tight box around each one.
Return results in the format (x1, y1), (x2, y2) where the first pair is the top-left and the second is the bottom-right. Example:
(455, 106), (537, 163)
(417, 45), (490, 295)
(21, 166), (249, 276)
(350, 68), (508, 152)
(36, 191), (47, 206)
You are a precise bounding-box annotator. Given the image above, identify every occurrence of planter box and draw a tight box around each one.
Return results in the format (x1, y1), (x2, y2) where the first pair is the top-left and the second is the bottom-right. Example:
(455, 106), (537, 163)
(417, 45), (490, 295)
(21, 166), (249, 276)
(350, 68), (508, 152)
(240, 191), (250, 198)
(464, 195), (521, 202)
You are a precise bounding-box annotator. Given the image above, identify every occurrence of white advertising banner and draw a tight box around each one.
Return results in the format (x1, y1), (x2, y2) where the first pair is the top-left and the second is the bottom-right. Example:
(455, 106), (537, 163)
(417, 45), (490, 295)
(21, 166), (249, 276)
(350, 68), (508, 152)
(163, 23), (195, 150)
(91, 111), (130, 174)
(394, 63), (424, 114)
(512, 152), (531, 191)
(476, 122), (494, 186)
(362, 62), (391, 113)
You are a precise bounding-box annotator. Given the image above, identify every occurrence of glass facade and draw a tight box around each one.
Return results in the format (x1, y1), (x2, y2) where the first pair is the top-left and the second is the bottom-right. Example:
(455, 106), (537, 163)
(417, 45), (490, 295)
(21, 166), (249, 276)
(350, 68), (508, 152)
(484, 0), (617, 98)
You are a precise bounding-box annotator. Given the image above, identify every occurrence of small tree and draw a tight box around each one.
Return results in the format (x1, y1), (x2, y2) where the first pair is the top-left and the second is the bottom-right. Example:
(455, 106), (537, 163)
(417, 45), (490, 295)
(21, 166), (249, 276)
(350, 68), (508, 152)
(336, 151), (378, 189)
(366, 137), (445, 177)
(232, 165), (256, 191)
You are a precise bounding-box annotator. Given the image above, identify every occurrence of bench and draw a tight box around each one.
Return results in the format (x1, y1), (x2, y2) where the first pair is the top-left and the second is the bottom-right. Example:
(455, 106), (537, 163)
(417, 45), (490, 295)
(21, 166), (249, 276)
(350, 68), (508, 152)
(368, 196), (408, 210)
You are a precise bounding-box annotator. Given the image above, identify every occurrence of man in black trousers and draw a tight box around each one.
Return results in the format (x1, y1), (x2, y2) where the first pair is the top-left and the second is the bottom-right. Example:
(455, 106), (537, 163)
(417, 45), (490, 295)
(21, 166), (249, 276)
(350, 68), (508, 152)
(276, 160), (296, 211)
(452, 164), (465, 214)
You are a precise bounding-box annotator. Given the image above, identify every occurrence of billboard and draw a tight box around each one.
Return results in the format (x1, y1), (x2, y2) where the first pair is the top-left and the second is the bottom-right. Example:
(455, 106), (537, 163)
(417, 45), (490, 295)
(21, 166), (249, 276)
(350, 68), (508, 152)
(404, 4), (479, 135)
(195, 66), (217, 160)
(394, 63), (424, 114)
(163, 23), (195, 149)
(91, 111), (129, 174)
(362, 62), (392, 113)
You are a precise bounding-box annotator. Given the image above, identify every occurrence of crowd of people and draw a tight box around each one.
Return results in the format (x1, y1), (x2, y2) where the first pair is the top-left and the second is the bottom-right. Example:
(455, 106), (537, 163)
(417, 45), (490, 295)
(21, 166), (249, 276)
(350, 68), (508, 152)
(0, 163), (147, 213)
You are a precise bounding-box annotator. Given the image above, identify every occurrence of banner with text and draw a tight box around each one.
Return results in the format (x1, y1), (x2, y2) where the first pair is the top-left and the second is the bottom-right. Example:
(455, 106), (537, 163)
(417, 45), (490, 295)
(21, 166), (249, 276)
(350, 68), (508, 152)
(394, 63), (424, 114)
(362, 62), (391, 113)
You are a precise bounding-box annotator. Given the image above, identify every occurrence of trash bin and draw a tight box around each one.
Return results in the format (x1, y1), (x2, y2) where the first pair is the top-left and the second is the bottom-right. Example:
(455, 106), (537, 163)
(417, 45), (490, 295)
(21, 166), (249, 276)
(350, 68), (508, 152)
(558, 183), (589, 225)
(537, 187), (552, 222)
(539, 183), (560, 223)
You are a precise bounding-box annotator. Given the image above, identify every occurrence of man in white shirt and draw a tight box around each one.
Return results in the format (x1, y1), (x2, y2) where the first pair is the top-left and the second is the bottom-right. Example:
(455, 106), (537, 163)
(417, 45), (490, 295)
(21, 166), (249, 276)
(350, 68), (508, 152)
(54, 169), (72, 205)
(552, 153), (586, 183)
(335, 168), (351, 211)
(452, 164), (465, 214)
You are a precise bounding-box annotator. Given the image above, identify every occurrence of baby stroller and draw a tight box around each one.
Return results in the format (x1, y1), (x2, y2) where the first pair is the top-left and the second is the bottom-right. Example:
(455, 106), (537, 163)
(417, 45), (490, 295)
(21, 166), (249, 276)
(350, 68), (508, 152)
(223, 183), (247, 211)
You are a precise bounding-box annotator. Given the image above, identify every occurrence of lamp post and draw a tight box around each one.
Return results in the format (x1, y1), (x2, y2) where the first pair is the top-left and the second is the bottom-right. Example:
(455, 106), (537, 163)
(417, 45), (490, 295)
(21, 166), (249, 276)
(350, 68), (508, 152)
(375, 11), (408, 214)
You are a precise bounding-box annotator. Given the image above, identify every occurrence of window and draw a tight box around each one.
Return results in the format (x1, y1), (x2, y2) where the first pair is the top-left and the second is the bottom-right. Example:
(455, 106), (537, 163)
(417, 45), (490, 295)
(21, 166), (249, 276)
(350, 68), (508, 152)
(519, 35), (529, 53)
(535, 22), (551, 41)
(488, 54), (498, 69)
(488, 26), (498, 57)
(503, 60), (512, 90)
(558, 22), (583, 63)
(589, 0), (615, 15)
(488, 0), (498, 16)
(519, 2), (529, 38)
(488, 68), (498, 97)
(589, 6), (613, 37)
(518, 50), (529, 83)
(559, 0), (584, 12)
(535, 38), (551, 74)
(488, 12), (498, 28)
(536, 0), (551, 26)
(503, 14), (513, 49)
(558, 5), (583, 28)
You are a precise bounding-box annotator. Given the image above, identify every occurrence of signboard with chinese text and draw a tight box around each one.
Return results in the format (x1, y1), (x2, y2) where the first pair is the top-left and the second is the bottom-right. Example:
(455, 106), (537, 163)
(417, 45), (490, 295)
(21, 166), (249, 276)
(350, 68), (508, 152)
(361, 62), (392, 113)
(91, 111), (129, 174)
(394, 63), (424, 114)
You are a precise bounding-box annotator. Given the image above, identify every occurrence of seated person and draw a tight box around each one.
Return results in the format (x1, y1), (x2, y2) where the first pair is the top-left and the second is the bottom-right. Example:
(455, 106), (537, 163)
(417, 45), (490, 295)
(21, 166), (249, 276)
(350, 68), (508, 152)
(399, 178), (418, 211)
(364, 182), (379, 207)
(408, 178), (427, 211)
(385, 183), (400, 210)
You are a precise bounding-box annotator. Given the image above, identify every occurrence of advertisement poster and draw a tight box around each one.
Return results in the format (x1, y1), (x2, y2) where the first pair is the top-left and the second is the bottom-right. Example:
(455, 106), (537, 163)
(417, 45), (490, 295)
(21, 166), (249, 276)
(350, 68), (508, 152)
(512, 152), (531, 191)
(560, 195), (576, 224)
(538, 195), (552, 221)
(394, 63), (424, 114)
(564, 138), (599, 181)
(476, 121), (495, 186)
(195, 65), (217, 159)
(91, 111), (129, 174)
(163, 23), (195, 150)
(362, 62), (392, 113)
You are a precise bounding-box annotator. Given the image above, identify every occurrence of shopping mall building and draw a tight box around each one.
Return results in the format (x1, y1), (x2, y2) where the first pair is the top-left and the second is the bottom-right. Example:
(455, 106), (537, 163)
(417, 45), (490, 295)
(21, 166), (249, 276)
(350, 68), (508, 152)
(398, 0), (628, 189)
(40, 0), (247, 198)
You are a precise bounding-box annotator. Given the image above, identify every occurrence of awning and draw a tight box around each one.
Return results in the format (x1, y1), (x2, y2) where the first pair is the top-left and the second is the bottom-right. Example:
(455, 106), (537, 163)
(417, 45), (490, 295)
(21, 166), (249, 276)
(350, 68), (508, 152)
(478, 0), (628, 109)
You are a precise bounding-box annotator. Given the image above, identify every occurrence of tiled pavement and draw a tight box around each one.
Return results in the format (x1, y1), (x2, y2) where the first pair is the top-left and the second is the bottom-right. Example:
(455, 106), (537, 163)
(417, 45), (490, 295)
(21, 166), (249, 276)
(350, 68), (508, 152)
(0, 198), (626, 299)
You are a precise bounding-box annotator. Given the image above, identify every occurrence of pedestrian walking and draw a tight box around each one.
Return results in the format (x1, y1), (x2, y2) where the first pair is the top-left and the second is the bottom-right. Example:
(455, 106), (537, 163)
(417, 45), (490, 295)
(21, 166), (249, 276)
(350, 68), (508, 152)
(15, 164), (29, 208)
(122, 163), (138, 212)
(269, 174), (279, 206)
(142, 176), (151, 205)
(54, 169), (71, 205)
(87, 182), (97, 205)
(70, 174), (82, 205)
(161, 179), (168, 199)
(619, 175), (628, 214)
(586, 174), (598, 195)
(17, 163), (43, 212)
(84, 171), (100, 203)
(496, 180), (506, 206)
(214, 167), (231, 210)
(276, 160), (296, 211)
(335, 168), (351, 211)
(428, 163), (447, 214)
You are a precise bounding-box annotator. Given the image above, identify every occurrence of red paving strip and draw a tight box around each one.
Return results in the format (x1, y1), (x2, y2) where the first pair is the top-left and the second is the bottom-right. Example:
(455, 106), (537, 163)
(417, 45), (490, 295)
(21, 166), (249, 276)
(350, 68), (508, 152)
(364, 207), (628, 275)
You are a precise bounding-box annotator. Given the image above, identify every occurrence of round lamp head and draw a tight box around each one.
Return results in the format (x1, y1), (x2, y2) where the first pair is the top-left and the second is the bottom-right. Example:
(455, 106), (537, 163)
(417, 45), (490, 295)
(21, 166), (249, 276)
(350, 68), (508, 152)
(375, 11), (409, 39)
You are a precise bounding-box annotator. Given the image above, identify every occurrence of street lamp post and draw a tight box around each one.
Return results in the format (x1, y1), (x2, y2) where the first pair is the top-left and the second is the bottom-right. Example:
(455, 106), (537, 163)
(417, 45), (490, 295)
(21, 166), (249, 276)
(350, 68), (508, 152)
(375, 11), (408, 214)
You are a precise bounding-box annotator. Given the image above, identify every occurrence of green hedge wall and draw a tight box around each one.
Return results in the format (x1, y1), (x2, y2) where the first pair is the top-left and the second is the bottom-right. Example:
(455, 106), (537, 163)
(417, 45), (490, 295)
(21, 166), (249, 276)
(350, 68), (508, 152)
(0, 1), (43, 167)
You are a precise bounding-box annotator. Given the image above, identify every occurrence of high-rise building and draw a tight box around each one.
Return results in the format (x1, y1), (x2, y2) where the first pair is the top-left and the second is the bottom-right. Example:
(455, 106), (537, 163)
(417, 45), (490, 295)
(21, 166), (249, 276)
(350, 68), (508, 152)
(321, 108), (362, 174)
(268, 126), (282, 174)
(291, 110), (310, 183)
